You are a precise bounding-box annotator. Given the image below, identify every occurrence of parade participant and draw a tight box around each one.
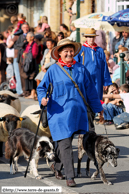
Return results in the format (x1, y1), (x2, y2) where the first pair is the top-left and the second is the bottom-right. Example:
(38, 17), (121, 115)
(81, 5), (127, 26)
(37, 39), (103, 187)
(74, 28), (112, 100)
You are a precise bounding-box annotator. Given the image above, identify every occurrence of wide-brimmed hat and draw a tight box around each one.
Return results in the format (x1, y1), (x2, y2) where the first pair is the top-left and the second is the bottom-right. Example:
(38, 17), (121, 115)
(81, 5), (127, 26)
(51, 39), (81, 60)
(83, 28), (99, 37)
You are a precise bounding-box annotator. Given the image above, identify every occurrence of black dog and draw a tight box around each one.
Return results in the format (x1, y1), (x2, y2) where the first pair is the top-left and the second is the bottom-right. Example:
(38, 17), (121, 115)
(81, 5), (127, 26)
(77, 131), (120, 185)
(5, 128), (55, 179)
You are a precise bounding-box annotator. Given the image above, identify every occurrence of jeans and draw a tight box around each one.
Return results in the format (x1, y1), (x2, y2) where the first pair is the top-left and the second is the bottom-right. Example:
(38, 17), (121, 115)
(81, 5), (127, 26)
(113, 112), (129, 125)
(102, 103), (123, 121)
(13, 58), (23, 95)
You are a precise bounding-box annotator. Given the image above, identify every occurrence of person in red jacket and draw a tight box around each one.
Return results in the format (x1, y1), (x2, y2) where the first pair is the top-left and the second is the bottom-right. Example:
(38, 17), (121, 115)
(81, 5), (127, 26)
(23, 32), (38, 99)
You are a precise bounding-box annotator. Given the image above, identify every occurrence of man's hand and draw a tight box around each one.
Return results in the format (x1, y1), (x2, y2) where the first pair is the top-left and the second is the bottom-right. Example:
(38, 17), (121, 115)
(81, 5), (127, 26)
(41, 97), (49, 106)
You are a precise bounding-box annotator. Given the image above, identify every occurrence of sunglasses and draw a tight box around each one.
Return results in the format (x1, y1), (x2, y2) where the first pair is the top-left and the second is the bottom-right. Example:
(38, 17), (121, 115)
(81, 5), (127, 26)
(58, 35), (63, 38)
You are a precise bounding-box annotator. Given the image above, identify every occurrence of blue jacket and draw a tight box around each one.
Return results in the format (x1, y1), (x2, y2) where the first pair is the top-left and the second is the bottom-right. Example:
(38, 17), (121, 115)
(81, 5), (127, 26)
(74, 46), (112, 100)
(37, 62), (103, 141)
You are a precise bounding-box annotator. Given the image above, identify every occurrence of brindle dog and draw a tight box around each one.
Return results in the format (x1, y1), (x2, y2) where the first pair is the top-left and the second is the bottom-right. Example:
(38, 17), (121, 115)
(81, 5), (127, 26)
(77, 131), (120, 185)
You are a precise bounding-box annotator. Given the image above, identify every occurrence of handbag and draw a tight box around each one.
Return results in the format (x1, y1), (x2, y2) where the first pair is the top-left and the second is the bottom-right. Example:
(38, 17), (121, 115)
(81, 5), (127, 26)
(9, 77), (16, 90)
(23, 42), (35, 73)
(56, 62), (95, 131)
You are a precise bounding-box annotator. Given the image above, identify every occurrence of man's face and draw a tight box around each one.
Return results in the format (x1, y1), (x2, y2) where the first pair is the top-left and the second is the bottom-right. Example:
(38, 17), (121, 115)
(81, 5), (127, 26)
(22, 24), (29, 34)
(86, 36), (96, 46)
(122, 31), (129, 39)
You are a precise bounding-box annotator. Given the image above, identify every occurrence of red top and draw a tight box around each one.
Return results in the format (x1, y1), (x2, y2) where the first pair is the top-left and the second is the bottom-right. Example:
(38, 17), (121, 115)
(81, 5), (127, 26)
(23, 42), (39, 59)
(14, 19), (26, 33)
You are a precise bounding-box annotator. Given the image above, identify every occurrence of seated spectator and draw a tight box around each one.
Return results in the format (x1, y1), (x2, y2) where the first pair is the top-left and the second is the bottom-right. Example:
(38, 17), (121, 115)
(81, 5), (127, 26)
(112, 47), (128, 82)
(44, 27), (57, 41)
(56, 32), (64, 43)
(37, 16), (50, 33)
(22, 32), (38, 99)
(35, 39), (56, 86)
(104, 50), (116, 74)
(102, 83), (124, 125)
(71, 0), (77, 22)
(118, 30), (129, 50)
(67, 0), (74, 25)
(60, 24), (71, 38)
(67, 23), (77, 42)
(111, 31), (122, 57)
(103, 84), (129, 129)
(36, 22), (42, 32)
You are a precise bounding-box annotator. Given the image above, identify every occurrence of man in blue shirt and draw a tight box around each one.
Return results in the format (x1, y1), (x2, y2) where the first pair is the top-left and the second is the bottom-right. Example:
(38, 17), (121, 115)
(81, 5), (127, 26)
(74, 28), (112, 101)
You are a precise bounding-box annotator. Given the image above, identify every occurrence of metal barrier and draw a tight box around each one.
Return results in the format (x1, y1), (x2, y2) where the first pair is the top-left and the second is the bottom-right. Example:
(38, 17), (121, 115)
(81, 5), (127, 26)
(120, 53), (129, 85)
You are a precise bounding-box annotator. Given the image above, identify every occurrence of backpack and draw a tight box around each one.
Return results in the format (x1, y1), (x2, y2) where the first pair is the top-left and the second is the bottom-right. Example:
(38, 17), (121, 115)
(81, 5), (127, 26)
(23, 42), (35, 73)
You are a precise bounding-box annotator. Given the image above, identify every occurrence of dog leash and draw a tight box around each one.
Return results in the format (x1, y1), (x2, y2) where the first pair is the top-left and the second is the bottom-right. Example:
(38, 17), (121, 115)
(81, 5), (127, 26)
(24, 83), (53, 178)
(104, 123), (109, 139)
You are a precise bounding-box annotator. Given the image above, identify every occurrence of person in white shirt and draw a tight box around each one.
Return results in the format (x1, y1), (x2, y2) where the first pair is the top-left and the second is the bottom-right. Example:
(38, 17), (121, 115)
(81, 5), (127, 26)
(71, 0), (77, 22)
(103, 83), (129, 129)
(67, 23), (77, 42)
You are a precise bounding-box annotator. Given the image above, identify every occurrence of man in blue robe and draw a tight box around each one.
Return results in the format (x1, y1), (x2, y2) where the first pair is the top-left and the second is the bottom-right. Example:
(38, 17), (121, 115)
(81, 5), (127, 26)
(37, 39), (103, 187)
(74, 28), (112, 100)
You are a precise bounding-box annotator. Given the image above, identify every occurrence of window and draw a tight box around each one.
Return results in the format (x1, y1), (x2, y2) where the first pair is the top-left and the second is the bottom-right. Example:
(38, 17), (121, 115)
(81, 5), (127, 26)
(91, 0), (95, 13)
(118, 5), (124, 11)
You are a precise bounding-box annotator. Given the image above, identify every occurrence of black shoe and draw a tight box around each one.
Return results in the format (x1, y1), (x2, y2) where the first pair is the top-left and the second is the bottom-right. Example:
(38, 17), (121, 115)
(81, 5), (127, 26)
(66, 178), (76, 187)
(55, 170), (63, 180)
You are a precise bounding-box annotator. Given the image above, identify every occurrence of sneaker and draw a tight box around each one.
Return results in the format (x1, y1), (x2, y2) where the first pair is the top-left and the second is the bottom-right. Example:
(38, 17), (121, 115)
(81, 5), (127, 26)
(116, 123), (129, 129)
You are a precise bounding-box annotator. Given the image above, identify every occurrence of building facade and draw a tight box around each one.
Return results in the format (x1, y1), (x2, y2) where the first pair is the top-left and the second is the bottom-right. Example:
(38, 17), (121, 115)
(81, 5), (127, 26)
(97, 0), (129, 13)
(0, 0), (97, 41)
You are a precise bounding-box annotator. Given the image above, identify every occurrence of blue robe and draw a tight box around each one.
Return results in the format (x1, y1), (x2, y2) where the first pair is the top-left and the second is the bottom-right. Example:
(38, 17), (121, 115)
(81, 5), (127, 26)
(74, 46), (112, 100)
(37, 62), (103, 141)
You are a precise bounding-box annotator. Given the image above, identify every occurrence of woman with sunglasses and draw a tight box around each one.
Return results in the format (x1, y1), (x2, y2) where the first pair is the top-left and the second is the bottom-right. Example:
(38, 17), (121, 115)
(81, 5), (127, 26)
(57, 32), (64, 43)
